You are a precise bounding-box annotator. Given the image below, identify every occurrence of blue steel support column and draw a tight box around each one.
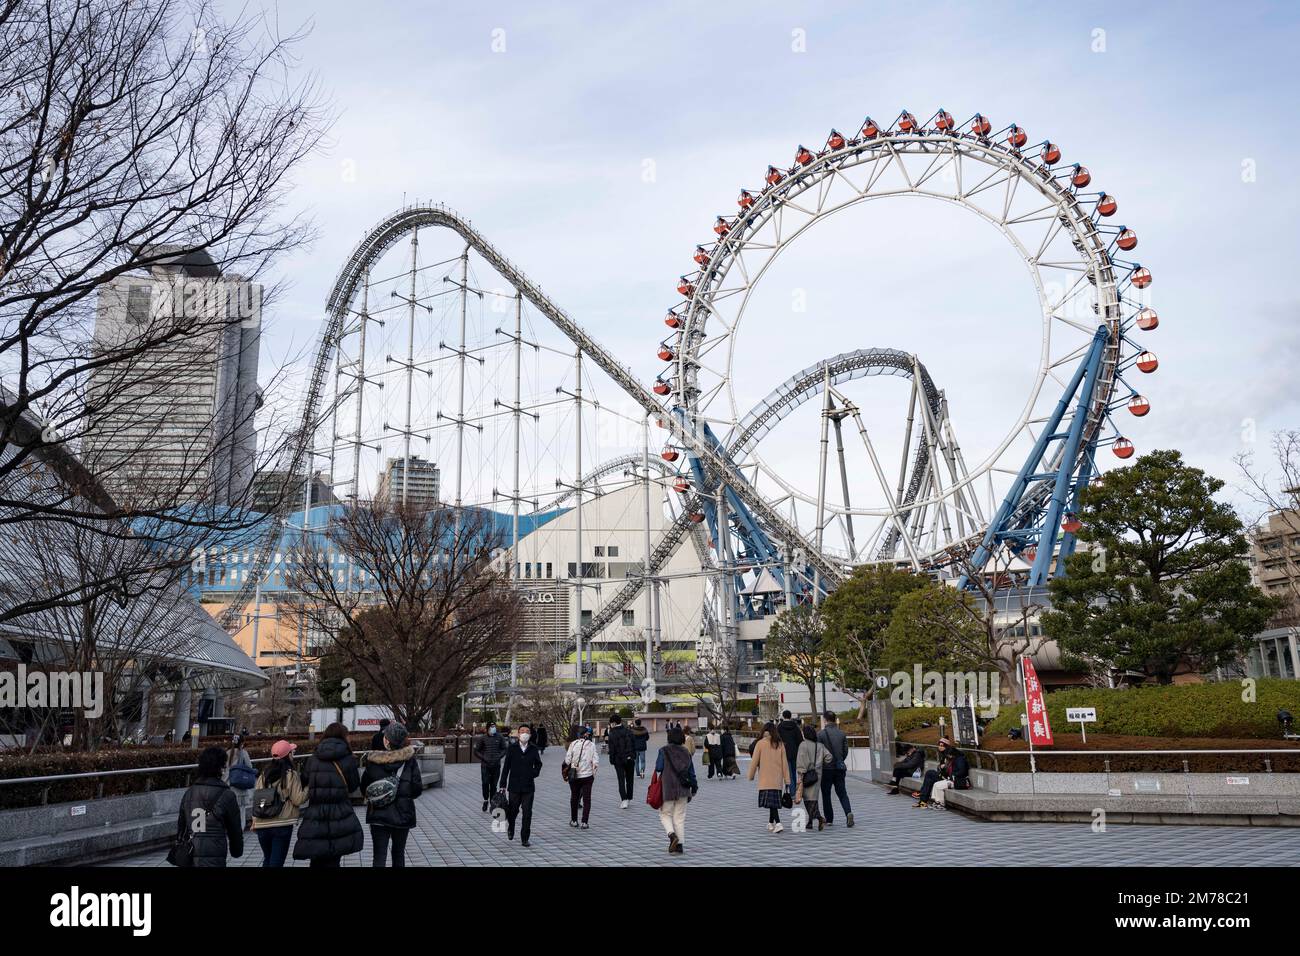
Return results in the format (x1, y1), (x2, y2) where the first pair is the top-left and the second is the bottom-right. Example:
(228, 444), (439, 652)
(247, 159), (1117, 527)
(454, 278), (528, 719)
(1054, 443), (1097, 575)
(1028, 331), (1108, 585)
(963, 326), (1108, 582)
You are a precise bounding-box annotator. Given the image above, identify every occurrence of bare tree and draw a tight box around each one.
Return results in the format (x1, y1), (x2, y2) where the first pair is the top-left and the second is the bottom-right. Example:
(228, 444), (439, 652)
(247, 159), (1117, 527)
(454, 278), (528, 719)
(0, 0), (328, 624)
(1235, 429), (1300, 627)
(283, 502), (522, 732)
(677, 641), (745, 723)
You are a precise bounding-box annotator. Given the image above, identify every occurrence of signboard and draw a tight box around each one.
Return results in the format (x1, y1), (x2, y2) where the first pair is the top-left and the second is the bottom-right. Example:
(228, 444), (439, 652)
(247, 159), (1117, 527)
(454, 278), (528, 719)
(951, 696), (979, 748)
(1020, 657), (1053, 747)
(1066, 706), (1096, 742)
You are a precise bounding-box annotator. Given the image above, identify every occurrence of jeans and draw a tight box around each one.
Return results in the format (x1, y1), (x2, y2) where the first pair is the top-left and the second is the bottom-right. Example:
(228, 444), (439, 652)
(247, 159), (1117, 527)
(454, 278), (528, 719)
(820, 767), (852, 822)
(480, 762), (501, 802)
(786, 754), (798, 796)
(370, 825), (409, 867)
(256, 827), (291, 867)
(506, 790), (535, 841)
(569, 775), (594, 823)
(614, 758), (636, 801)
(918, 769), (943, 802)
(635, 751), (646, 775)
(658, 797), (688, 842)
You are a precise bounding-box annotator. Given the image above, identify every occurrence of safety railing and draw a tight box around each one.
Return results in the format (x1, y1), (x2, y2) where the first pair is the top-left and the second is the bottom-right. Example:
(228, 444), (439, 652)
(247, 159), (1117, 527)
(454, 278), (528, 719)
(0, 738), (449, 807)
(894, 741), (1300, 774)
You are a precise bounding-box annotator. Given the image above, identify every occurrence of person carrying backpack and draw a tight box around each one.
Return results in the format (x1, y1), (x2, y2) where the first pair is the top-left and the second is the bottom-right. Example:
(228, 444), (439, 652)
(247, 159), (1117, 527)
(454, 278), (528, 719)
(224, 734), (256, 831)
(170, 747), (244, 868)
(653, 726), (698, 854)
(360, 722), (423, 866)
(250, 739), (308, 867)
(606, 714), (637, 808)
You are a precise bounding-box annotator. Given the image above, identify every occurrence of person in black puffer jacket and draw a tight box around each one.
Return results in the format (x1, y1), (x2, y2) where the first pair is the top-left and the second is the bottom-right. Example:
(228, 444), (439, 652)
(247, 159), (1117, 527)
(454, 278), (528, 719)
(175, 747), (244, 867)
(292, 722), (364, 866)
(360, 722), (423, 867)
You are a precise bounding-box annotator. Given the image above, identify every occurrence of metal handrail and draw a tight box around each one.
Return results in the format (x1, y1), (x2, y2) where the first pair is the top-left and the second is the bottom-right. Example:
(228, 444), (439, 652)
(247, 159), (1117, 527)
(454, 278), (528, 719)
(896, 740), (1300, 774)
(0, 738), (450, 789)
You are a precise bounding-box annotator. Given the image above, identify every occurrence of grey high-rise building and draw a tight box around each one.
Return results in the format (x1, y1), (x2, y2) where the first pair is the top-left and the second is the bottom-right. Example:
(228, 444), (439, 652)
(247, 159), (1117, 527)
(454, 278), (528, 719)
(375, 455), (440, 511)
(82, 248), (262, 508)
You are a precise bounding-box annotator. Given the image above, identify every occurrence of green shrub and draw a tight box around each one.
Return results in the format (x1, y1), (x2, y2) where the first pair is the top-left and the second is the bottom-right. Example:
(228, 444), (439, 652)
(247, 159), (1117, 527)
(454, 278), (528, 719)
(982, 679), (1300, 739)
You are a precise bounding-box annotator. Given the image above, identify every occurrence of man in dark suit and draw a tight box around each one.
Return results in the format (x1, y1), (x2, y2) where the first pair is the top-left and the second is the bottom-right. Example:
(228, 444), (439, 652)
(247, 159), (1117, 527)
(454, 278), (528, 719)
(497, 726), (544, 846)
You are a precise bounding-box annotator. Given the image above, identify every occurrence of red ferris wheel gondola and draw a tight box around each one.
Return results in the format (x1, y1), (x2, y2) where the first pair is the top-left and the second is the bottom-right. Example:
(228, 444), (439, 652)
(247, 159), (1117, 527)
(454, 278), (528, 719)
(935, 110), (954, 131)
(1112, 438), (1135, 459)
(1041, 142), (1061, 164)
(898, 111), (917, 132)
(657, 346), (674, 362)
(1007, 125), (1027, 148)
(664, 311), (681, 329)
(971, 113), (991, 136)
(827, 129), (846, 150)
(661, 448), (680, 462)
(1116, 228), (1138, 251)
(795, 145), (814, 165)
(766, 165), (784, 186)
(1131, 266), (1153, 289)
(860, 117), (881, 139)
(1136, 308), (1158, 331)
(1096, 194), (1118, 217)
(1136, 351), (1159, 373)
(653, 380), (672, 396)
(1070, 164), (1091, 188)
(1128, 395), (1151, 417)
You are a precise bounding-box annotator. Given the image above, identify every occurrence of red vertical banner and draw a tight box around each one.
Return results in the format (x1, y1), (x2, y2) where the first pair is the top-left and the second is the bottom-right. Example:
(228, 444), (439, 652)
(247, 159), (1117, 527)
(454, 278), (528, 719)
(1021, 657), (1053, 746)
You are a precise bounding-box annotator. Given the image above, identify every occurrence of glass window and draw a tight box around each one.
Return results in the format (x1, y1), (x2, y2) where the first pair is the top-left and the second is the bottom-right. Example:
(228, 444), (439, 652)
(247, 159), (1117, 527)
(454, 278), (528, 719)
(594, 546), (605, 557)
(608, 545), (619, 557)
(622, 609), (635, 627)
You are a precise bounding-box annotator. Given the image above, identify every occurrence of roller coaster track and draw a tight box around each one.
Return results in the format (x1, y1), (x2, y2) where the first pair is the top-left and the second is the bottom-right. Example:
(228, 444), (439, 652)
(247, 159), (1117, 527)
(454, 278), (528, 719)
(222, 204), (845, 630)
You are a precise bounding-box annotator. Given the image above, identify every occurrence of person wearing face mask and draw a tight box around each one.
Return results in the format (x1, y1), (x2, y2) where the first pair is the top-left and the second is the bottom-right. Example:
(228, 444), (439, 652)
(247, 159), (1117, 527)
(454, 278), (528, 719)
(497, 725), (544, 846)
(474, 722), (509, 813)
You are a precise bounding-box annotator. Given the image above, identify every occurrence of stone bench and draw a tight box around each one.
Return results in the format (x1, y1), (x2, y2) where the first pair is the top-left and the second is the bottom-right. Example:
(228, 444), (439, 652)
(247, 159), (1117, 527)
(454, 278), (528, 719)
(943, 788), (1300, 826)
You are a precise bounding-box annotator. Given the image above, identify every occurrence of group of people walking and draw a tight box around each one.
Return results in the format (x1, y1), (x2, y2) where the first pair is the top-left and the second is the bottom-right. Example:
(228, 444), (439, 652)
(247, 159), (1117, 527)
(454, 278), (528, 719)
(173, 710), (874, 867)
(746, 711), (855, 833)
(171, 721), (424, 868)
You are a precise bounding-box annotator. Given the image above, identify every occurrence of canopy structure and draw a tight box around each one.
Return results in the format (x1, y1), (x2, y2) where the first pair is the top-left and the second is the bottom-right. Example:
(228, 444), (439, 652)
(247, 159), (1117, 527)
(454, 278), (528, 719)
(0, 386), (266, 690)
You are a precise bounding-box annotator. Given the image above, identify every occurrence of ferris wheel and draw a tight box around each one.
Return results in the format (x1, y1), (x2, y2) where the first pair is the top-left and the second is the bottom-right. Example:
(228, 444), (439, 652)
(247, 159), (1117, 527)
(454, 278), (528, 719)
(656, 108), (1159, 582)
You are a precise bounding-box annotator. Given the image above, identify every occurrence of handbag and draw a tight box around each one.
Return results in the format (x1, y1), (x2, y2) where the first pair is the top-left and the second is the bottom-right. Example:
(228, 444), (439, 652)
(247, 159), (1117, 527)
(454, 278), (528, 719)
(646, 767), (664, 810)
(781, 791), (793, 809)
(801, 743), (822, 788)
(365, 760), (405, 809)
(166, 791), (204, 867)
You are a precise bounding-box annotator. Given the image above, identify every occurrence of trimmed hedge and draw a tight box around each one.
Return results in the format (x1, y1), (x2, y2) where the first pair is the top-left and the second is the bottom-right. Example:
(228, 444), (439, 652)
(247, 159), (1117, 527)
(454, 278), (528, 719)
(984, 680), (1300, 739)
(837, 706), (947, 735)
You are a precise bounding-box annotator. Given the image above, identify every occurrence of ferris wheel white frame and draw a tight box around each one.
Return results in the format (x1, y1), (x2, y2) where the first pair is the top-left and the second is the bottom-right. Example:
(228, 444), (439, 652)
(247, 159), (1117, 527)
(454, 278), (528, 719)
(665, 113), (1134, 567)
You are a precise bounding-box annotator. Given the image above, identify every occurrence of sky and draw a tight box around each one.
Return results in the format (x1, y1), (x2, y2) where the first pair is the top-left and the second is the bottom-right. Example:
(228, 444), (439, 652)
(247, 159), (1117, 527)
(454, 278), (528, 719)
(233, 0), (1300, 529)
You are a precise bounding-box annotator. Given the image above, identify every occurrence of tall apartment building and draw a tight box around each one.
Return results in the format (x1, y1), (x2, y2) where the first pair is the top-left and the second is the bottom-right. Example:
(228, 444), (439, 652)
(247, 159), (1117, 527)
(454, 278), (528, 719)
(375, 455), (440, 510)
(82, 248), (262, 508)
(1246, 507), (1300, 680)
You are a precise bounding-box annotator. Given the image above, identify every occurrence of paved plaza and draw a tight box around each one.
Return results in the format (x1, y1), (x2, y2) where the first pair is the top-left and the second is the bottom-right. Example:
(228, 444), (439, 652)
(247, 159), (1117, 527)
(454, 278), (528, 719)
(108, 742), (1300, 867)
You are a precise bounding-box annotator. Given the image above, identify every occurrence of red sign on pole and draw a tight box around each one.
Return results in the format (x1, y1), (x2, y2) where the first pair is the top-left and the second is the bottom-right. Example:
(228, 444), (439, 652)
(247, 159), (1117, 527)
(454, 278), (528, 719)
(1021, 657), (1053, 746)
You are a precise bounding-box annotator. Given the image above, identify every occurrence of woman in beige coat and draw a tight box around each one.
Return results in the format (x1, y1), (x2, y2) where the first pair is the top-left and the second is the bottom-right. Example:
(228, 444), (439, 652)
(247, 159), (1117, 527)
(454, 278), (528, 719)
(250, 739), (308, 867)
(746, 721), (790, 833)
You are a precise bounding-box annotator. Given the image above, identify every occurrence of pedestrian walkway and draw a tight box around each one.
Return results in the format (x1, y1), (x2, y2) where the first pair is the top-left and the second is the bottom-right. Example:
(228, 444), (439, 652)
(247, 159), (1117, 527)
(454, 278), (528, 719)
(107, 749), (1300, 867)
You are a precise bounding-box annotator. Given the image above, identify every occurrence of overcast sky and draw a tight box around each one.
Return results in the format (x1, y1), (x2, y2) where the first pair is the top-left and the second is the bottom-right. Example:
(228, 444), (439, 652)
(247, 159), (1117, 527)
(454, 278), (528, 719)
(240, 0), (1300, 525)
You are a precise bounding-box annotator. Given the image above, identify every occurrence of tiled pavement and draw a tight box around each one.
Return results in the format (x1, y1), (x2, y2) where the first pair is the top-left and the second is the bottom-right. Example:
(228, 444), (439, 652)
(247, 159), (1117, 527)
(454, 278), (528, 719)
(108, 743), (1300, 867)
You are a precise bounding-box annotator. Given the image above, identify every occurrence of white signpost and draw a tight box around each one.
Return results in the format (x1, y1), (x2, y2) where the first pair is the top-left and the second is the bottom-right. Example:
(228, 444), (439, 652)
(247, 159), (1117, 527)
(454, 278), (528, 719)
(1066, 706), (1097, 743)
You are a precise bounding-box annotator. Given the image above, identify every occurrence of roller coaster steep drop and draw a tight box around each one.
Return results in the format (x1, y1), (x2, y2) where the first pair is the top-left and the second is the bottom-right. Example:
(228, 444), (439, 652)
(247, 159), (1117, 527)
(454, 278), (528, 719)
(225, 108), (1159, 684)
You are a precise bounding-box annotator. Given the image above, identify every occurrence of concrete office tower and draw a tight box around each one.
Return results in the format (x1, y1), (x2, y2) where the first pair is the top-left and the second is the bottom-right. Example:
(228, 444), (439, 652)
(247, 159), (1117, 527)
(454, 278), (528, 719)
(82, 248), (262, 508)
(375, 455), (440, 511)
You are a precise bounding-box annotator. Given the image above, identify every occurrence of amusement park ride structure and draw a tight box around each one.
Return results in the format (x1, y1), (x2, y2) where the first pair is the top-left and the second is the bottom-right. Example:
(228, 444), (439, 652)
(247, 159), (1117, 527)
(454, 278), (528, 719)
(222, 108), (1159, 695)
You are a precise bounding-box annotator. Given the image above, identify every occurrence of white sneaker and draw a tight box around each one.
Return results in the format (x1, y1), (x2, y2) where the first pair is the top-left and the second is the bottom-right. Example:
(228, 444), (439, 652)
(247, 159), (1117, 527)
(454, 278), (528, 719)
(767, 822), (774, 832)
(773, 823), (784, 834)
(620, 799), (629, 809)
